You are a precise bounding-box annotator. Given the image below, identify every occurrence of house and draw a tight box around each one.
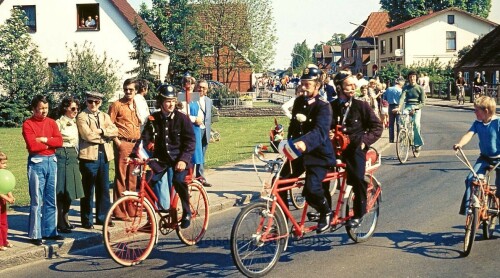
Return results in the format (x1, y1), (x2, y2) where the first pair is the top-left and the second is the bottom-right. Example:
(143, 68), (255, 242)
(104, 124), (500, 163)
(0, 0), (169, 96)
(315, 45), (342, 74)
(377, 7), (497, 79)
(340, 12), (390, 77)
(454, 25), (500, 87)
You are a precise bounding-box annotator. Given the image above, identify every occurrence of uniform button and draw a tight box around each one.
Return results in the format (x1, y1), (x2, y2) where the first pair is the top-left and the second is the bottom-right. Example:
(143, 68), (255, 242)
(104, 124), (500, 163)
(167, 151), (170, 153)
(303, 105), (306, 108)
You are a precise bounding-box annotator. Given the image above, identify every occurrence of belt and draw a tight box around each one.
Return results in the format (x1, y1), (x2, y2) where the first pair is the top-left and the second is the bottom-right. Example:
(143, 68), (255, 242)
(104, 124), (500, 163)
(118, 137), (138, 143)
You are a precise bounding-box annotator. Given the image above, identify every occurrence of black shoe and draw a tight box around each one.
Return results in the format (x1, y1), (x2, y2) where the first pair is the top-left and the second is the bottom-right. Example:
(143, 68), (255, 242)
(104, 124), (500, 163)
(30, 239), (44, 246)
(58, 227), (72, 234)
(347, 218), (361, 228)
(68, 224), (75, 230)
(307, 212), (320, 221)
(202, 182), (213, 187)
(42, 235), (65, 240)
(316, 212), (332, 234)
(82, 224), (94, 229)
(180, 214), (191, 229)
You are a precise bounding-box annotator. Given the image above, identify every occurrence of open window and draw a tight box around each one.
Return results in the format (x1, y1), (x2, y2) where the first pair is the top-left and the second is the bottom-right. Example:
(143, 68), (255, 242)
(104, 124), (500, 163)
(14, 5), (36, 32)
(77, 4), (99, 31)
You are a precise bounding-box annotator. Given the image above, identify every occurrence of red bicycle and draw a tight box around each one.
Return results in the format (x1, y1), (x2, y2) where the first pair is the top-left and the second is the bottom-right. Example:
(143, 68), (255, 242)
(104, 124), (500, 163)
(230, 144), (382, 277)
(103, 158), (209, 266)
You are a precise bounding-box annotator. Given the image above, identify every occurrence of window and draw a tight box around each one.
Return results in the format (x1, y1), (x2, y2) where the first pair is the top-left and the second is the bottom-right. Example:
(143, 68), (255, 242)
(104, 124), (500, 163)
(389, 38), (393, 53)
(77, 4), (99, 30)
(397, 35), (403, 49)
(446, 31), (456, 51)
(380, 40), (386, 54)
(448, 15), (455, 24)
(14, 5), (36, 32)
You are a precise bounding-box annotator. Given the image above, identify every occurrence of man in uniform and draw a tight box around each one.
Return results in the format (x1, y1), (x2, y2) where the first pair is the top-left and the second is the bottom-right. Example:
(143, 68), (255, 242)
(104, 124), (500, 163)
(284, 65), (336, 234)
(331, 71), (383, 228)
(131, 84), (195, 228)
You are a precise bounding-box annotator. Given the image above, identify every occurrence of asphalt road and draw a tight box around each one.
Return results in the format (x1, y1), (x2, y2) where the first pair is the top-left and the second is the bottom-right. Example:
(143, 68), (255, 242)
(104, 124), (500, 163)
(2, 105), (500, 277)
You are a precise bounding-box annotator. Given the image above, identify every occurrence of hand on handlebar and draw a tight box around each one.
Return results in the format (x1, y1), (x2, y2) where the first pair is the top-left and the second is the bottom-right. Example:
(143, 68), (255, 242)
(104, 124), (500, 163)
(453, 144), (462, 151)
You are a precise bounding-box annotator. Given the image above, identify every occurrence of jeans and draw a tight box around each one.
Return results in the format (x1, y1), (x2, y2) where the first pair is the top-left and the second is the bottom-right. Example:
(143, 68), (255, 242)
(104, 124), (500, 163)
(195, 134), (209, 181)
(27, 155), (58, 239)
(153, 167), (174, 209)
(404, 105), (424, 147)
(388, 104), (400, 142)
(460, 156), (500, 214)
(79, 151), (111, 225)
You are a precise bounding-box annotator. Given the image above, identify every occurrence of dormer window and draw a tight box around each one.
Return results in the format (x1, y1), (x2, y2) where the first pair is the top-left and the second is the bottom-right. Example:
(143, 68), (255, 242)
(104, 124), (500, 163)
(77, 4), (100, 31)
(448, 15), (455, 24)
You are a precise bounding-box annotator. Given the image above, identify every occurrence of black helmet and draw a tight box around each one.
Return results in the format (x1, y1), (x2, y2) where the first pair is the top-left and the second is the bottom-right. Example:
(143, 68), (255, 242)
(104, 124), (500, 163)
(300, 65), (322, 81)
(157, 84), (177, 99)
(333, 70), (352, 86)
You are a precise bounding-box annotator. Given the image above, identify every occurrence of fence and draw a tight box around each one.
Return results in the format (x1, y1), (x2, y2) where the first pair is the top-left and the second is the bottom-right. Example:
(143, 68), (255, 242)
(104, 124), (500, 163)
(430, 81), (499, 103)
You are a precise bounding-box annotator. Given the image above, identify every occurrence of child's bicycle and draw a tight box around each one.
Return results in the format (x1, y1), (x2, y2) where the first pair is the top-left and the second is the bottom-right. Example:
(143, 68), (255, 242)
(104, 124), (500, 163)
(230, 142), (382, 277)
(102, 158), (210, 266)
(455, 147), (500, 257)
(396, 109), (420, 163)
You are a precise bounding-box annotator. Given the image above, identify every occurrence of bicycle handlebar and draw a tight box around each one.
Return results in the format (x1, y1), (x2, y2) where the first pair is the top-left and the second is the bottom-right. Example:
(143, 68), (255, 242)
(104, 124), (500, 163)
(127, 157), (159, 166)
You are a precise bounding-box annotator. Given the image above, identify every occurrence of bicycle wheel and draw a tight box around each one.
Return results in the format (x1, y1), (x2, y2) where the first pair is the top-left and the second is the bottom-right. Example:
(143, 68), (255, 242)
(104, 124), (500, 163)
(463, 207), (479, 257)
(176, 182), (210, 246)
(231, 202), (287, 277)
(103, 195), (157, 266)
(290, 183), (305, 209)
(396, 129), (409, 163)
(345, 187), (380, 243)
(482, 194), (496, 239)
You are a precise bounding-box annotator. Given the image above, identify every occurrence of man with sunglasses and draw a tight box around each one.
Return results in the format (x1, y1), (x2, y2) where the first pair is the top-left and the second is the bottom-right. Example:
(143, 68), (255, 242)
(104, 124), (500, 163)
(77, 91), (118, 229)
(108, 78), (142, 222)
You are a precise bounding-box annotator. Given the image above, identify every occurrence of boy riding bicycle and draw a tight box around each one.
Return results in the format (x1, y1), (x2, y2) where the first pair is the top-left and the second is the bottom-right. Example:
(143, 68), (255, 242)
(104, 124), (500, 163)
(453, 96), (500, 215)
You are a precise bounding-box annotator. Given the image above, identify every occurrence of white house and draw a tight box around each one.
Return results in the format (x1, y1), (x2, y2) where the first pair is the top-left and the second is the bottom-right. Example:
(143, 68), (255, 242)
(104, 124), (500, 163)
(376, 7), (497, 70)
(0, 0), (169, 96)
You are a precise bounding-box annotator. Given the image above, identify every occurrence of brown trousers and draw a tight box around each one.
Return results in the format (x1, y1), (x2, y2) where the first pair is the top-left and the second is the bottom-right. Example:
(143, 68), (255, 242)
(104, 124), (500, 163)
(112, 141), (137, 219)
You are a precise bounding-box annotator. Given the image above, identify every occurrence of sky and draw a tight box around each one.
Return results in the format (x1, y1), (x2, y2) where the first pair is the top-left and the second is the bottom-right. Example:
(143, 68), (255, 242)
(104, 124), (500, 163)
(129, 0), (500, 69)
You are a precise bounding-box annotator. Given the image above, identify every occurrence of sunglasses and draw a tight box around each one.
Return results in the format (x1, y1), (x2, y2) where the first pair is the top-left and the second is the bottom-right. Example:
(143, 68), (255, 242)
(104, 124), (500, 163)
(87, 99), (101, 105)
(69, 107), (79, 112)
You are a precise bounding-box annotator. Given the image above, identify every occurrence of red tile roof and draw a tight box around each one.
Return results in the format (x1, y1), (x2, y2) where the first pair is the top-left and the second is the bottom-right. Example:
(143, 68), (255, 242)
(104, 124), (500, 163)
(378, 7), (498, 36)
(346, 12), (390, 40)
(109, 0), (168, 53)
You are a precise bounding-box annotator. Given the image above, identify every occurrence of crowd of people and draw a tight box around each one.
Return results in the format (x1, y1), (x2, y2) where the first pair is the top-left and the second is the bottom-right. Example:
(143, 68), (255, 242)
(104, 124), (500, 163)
(1, 77), (214, 248)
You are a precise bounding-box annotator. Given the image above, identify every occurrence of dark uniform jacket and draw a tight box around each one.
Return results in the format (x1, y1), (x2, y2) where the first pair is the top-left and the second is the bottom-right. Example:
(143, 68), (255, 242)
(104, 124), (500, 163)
(131, 109), (195, 170)
(330, 98), (383, 148)
(288, 94), (335, 166)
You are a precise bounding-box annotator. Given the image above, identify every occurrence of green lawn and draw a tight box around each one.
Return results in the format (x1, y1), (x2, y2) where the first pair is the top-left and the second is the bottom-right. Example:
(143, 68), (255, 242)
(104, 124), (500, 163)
(0, 115), (288, 206)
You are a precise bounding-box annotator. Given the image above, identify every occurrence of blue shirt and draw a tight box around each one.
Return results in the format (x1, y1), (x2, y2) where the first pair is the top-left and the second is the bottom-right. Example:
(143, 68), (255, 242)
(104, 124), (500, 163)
(383, 85), (402, 105)
(469, 116), (500, 157)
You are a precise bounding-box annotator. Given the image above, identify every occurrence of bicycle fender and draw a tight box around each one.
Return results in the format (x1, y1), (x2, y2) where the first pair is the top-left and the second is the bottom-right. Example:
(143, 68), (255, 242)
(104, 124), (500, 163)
(122, 190), (139, 197)
(142, 198), (160, 245)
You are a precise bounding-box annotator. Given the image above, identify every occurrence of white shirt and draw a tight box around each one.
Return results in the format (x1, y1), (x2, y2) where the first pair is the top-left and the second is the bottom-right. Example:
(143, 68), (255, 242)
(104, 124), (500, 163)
(134, 94), (150, 127)
(281, 97), (296, 119)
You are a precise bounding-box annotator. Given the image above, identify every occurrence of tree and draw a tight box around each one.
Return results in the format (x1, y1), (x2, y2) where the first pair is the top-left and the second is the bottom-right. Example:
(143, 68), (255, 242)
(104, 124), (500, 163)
(128, 17), (156, 83)
(456, 35), (483, 62)
(380, 0), (492, 26)
(63, 41), (120, 108)
(290, 40), (312, 75)
(140, 0), (207, 85)
(0, 8), (51, 127)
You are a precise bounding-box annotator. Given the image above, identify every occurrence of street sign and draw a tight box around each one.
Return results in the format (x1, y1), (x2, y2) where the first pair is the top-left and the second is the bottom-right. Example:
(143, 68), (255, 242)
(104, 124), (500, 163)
(395, 49), (404, 57)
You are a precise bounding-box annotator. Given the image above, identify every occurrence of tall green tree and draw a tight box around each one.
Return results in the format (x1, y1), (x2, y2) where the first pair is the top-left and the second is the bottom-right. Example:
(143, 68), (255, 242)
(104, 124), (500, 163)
(128, 17), (156, 83)
(380, 0), (492, 26)
(291, 40), (312, 75)
(140, 0), (207, 85)
(0, 8), (51, 126)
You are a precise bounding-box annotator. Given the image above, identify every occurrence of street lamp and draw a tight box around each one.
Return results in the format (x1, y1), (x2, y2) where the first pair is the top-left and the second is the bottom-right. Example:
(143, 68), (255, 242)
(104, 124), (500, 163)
(349, 22), (377, 74)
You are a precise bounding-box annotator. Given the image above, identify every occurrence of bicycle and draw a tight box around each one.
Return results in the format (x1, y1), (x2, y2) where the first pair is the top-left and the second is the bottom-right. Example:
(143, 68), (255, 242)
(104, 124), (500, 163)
(102, 158), (210, 266)
(455, 147), (500, 257)
(396, 109), (420, 163)
(231, 144), (382, 277)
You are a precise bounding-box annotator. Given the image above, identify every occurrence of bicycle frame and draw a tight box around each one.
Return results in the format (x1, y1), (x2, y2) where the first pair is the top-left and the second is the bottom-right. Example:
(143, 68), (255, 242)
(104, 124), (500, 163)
(252, 144), (382, 243)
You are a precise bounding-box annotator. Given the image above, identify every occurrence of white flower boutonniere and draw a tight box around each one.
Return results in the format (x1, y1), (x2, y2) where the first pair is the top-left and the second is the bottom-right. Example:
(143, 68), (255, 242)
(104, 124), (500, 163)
(296, 113), (307, 123)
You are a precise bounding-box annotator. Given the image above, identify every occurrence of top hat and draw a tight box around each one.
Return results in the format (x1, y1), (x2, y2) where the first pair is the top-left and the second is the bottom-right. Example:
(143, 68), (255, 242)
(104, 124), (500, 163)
(157, 84), (177, 99)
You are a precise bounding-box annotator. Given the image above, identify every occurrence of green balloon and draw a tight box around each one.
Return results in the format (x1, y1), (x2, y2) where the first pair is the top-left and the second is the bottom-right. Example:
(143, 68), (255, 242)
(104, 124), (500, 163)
(0, 169), (16, 194)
